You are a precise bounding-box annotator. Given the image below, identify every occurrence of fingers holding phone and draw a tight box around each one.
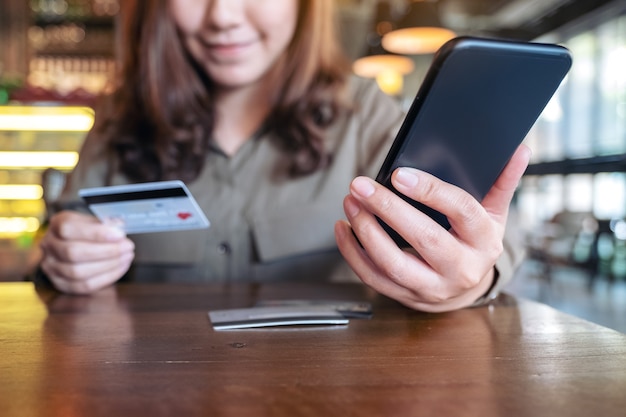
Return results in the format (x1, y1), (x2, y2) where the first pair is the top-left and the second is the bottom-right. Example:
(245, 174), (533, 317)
(337, 37), (570, 311)
(336, 143), (531, 312)
(336, 171), (497, 311)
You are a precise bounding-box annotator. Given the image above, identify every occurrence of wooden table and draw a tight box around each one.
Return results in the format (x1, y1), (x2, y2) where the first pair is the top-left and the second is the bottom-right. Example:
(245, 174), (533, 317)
(1, 281), (625, 417)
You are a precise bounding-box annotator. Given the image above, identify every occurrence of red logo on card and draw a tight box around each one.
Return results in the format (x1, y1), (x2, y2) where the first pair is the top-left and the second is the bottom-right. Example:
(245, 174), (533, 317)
(177, 212), (192, 220)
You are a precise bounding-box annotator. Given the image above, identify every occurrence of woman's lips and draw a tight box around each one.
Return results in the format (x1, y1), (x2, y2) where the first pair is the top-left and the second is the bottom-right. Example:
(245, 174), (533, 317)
(201, 39), (256, 60)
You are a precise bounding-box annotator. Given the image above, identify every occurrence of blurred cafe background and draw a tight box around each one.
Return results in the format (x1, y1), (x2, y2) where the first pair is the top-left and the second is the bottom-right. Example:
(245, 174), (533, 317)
(1, 0), (625, 331)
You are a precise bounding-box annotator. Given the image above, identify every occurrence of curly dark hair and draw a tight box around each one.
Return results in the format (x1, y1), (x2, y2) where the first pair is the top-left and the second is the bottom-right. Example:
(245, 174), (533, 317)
(94, 0), (351, 183)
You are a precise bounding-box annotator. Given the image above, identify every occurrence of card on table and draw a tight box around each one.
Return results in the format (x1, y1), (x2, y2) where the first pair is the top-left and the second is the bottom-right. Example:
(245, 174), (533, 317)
(79, 180), (210, 234)
(255, 299), (373, 319)
(208, 305), (349, 330)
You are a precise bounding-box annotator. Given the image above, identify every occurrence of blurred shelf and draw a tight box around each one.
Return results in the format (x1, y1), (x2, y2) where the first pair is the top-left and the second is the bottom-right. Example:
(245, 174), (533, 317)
(0, 104), (93, 241)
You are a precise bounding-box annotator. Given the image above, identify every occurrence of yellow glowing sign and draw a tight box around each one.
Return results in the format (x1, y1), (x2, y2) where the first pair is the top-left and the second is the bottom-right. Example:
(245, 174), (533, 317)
(0, 151), (79, 169)
(0, 105), (94, 131)
(0, 217), (40, 234)
(0, 185), (44, 200)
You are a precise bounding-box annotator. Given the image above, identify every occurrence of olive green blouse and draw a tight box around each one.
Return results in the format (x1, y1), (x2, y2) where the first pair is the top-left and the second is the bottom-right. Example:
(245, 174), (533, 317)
(54, 77), (522, 301)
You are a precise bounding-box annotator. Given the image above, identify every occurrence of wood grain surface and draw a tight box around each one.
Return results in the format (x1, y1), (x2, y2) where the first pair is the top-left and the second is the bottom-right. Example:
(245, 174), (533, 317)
(1, 282), (625, 417)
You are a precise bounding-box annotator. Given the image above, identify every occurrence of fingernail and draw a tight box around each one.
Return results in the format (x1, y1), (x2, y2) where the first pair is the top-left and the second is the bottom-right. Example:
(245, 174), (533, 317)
(121, 240), (135, 252)
(395, 168), (419, 188)
(120, 251), (135, 261)
(334, 221), (348, 239)
(106, 227), (126, 240)
(351, 177), (375, 198)
(344, 196), (360, 218)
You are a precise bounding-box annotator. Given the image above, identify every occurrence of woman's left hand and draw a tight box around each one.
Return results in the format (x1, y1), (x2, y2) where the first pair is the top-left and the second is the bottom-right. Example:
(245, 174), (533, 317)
(335, 145), (531, 312)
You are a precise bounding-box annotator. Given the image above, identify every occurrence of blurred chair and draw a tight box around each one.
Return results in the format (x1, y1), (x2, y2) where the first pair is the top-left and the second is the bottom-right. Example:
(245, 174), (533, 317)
(526, 210), (600, 287)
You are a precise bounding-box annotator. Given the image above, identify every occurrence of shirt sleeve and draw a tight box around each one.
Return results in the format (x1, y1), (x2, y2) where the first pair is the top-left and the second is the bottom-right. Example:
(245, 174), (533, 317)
(348, 77), (405, 178)
(471, 210), (527, 306)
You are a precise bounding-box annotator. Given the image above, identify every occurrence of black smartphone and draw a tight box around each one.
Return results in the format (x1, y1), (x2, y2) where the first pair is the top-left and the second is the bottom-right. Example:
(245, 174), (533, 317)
(375, 36), (572, 247)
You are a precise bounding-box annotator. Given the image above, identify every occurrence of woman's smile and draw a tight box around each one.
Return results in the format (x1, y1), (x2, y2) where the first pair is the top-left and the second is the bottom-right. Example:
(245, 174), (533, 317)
(200, 38), (258, 61)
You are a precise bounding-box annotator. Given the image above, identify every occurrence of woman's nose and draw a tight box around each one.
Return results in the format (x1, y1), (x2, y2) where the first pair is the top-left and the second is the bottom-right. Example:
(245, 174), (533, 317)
(205, 0), (244, 30)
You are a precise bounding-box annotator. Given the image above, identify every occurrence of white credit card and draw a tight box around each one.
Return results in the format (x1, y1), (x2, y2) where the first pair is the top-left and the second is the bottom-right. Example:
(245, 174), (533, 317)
(79, 180), (210, 234)
(208, 306), (349, 330)
(255, 299), (373, 319)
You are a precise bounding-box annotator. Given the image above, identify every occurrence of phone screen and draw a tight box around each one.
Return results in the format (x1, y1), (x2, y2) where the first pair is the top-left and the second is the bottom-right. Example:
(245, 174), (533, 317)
(375, 36), (572, 246)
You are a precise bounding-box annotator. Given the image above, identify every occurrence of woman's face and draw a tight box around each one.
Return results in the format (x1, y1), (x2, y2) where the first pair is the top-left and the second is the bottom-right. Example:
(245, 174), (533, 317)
(169, 0), (299, 90)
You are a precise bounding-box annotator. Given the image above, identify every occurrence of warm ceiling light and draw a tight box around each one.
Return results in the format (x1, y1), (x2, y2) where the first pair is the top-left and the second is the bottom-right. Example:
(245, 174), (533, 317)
(376, 71), (405, 96)
(0, 151), (79, 169)
(382, 27), (456, 55)
(352, 54), (415, 79)
(0, 106), (94, 131)
(381, 1), (456, 55)
(353, 54), (415, 96)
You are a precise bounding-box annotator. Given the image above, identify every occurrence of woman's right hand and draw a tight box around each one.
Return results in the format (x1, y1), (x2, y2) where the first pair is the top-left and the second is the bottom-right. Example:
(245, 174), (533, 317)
(39, 211), (135, 294)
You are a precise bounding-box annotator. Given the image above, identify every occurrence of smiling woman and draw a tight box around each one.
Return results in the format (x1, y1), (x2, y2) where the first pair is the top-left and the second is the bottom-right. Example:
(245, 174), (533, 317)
(107, 0), (349, 183)
(169, 0), (299, 90)
(36, 0), (527, 314)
